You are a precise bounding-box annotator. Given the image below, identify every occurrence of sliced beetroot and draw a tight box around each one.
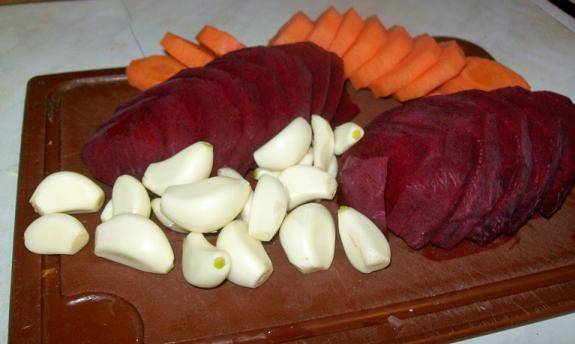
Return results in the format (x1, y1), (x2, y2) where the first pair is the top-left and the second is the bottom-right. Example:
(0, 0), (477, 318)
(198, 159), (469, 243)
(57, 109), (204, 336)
(322, 52), (345, 121)
(332, 88), (360, 126)
(534, 91), (575, 218)
(493, 87), (564, 233)
(462, 91), (533, 245)
(275, 42), (331, 116)
(338, 156), (389, 230)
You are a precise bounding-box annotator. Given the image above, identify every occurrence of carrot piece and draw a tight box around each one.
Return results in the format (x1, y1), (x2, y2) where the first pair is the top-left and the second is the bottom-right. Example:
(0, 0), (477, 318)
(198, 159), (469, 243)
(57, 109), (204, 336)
(394, 40), (466, 101)
(342, 16), (388, 77)
(349, 25), (412, 89)
(328, 8), (365, 57)
(126, 55), (185, 91)
(369, 34), (440, 97)
(434, 57), (531, 95)
(196, 25), (246, 56)
(161, 32), (215, 67)
(269, 11), (314, 46)
(306, 6), (344, 50)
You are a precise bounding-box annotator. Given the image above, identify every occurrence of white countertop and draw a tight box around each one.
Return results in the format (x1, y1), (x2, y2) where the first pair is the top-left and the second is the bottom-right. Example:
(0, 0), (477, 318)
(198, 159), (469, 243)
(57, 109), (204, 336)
(1, 0), (574, 342)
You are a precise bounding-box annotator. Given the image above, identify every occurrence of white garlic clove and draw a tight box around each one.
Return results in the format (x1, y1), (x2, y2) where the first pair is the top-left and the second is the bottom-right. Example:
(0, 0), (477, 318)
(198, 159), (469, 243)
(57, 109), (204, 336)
(94, 214), (174, 274)
(239, 192), (254, 222)
(248, 175), (288, 241)
(100, 200), (113, 222)
(161, 176), (251, 233)
(217, 167), (243, 180)
(279, 203), (335, 273)
(278, 165), (338, 210)
(253, 117), (312, 171)
(298, 147), (314, 166)
(253, 168), (281, 180)
(334, 122), (364, 155)
(112, 175), (151, 218)
(24, 213), (89, 255)
(151, 198), (186, 233)
(216, 220), (273, 288)
(182, 233), (231, 288)
(338, 206), (391, 273)
(311, 115), (335, 171)
(142, 141), (213, 195)
(327, 156), (338, 178)
(29, 171), (104, 215)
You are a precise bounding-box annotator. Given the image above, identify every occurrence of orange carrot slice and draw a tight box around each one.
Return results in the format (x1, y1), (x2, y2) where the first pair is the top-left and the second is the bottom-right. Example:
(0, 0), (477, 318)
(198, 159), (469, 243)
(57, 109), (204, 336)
(434, 57), (531, 95)
(394, 40), (466, 101)
(306, 6), (344, 50)
(328, 8), (364, 57)
(161, 32), (215, 67)
(196, 25), (246, 56)
(269, 11), (314, 46)
(342, 16), (388, 77)
(126, 55), (185, 91)
(370, 34), (440, 97)
(349, 25), (412, 89)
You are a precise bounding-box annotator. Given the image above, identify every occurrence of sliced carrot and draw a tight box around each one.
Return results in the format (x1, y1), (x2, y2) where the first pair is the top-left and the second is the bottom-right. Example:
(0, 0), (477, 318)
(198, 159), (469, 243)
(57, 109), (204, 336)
(394, 40), (466, 101)
(196, 25), (246, 56)
(269, 11), (314, 46)
(434, 57), (531, 95)
(306, 6), (344, 50)
(328, 8), (364, 56)
(349, 25), (412, 89)
(126, 55), (185, 91)
(342, 16), (388, 77)
(161, 32), (215, 67)
(370, 34), (440, 97)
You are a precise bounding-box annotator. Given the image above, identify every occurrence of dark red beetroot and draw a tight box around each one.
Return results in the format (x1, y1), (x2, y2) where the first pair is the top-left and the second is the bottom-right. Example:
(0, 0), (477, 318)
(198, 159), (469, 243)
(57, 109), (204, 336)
(338, 156), (389, 230)
(274, 42), (331, 116)
(332, 88), (360, 126)
(460, 91), (533, 245)
(493, 87), (564, 233)
(534, 91), (575, 217)
(323, 52), (345, 121)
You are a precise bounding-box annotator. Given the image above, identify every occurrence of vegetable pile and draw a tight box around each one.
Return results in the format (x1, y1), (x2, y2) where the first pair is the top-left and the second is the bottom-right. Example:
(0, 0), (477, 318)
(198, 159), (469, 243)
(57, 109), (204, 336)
(339, 87), (575, 249)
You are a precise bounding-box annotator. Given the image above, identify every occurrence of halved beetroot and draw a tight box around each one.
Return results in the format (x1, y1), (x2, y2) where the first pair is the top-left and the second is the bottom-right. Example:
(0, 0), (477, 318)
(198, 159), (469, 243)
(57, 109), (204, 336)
(493, 87), (564, 233)
(534, 91), (575, 218)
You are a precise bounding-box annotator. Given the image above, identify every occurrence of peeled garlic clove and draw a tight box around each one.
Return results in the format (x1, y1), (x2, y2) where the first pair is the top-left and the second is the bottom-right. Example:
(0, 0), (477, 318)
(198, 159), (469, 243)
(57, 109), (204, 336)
(248, 175), (288, 241)
(161, 176), (251, 233)
(334, 122), (364, 155)
(217, 167), (243, 180)
(29, 171), (104, 215)
(253, 168), (281, 180)
(279, 203), (335, 273)
(95, 214), (174, 273)
(239, 192), (254, 222)
(216, 220), (273, 288)
(182, 233), (231, 288)
(100, 200), (113, 222)
(253, 117), (312, 170)
(338, 206), (391, 273)
(112, 175), (151, 218)
(298, 147), (314, 166)
(278, 165), (337, 210)
(311, 115), (335, 171)
(142, 141), (213, 195)
(328, 156), (338, 178)
(151, 198), (186, 233)
(24, 213), (89, 255)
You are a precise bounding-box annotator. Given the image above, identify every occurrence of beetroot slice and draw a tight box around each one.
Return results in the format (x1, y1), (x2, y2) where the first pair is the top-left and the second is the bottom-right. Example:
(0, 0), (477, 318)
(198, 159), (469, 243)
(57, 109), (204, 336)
(493, 87), (564, 233)
(461, 91), (533, 245)
(322, 52), (345, 121)
(332, 88), (360, 126)
(534, 91), (575, 217)
(338, 156), (389, 231)
(275, 42), (331, 115)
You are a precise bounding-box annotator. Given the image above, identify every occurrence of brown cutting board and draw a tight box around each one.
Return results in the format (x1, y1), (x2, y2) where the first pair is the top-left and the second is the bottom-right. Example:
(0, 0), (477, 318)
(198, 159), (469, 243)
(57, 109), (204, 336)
(9, 39), (575, 343)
